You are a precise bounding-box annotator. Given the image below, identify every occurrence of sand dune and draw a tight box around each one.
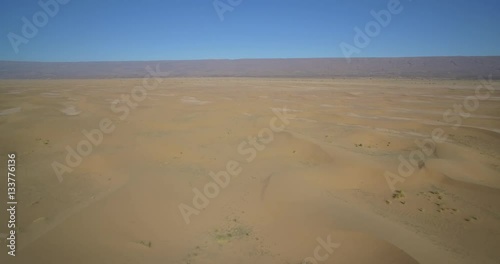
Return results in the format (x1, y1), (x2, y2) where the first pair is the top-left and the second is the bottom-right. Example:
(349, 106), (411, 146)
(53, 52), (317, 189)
(0, 78), (499, 263)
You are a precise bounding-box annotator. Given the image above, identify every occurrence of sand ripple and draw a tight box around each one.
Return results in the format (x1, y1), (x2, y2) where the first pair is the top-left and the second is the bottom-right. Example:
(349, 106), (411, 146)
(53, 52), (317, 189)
(181, 96), (210, 105)
(60, 105), (81, 116)
(0, 107), (21, 116)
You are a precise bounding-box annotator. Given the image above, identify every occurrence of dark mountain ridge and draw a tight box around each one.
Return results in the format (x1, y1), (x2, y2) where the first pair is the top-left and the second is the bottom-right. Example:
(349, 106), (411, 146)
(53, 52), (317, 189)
(1, 57), (499, 79)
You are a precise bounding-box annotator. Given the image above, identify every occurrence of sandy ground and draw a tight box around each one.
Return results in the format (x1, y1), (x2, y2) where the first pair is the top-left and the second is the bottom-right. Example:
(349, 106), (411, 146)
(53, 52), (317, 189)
(0, 77), (499, 263)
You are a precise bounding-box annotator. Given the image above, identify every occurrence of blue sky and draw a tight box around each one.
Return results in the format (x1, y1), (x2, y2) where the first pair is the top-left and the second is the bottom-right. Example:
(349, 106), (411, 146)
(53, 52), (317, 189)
(1, 0), (499, 62)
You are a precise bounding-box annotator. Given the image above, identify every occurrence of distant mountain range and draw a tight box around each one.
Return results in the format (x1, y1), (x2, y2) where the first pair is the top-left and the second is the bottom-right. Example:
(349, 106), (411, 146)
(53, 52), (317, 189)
(0, 57), (499, 79)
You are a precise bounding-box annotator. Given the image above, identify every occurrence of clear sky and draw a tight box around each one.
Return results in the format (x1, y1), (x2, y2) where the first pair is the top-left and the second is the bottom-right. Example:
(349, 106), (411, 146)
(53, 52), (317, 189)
(1, 0), (499, 62)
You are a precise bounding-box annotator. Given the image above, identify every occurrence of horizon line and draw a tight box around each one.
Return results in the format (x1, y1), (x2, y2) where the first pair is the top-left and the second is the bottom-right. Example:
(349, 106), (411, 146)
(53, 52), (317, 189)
(2, 55), (500, 64)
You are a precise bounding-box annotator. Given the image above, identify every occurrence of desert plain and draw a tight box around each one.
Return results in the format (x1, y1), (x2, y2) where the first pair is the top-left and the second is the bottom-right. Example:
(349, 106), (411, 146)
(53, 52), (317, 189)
(0, 77), (499, 263)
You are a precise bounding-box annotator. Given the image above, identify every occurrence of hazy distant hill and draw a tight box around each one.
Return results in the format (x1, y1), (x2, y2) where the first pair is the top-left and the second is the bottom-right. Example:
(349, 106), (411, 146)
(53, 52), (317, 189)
(0, 57), (499, 79)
